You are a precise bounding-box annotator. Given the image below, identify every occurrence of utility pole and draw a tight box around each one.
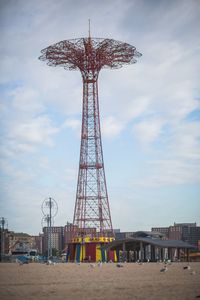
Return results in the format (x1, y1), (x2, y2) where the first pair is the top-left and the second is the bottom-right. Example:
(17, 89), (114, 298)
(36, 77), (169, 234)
(41, 197), (58, 260)
(0, 217), (7, 262)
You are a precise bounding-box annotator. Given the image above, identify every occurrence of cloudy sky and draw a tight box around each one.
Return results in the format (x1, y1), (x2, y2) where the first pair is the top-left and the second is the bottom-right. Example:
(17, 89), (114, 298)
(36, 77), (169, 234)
(0, 0), (200, 235)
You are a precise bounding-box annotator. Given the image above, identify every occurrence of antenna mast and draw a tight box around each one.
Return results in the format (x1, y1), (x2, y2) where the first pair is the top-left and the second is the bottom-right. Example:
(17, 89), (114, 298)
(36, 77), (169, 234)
(88, 19), (91, 38)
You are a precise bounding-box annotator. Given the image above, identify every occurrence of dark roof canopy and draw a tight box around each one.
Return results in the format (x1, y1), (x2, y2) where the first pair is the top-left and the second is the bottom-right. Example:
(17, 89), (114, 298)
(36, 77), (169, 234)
(132, 231), (165, 239)
(104, 237), (195, 251)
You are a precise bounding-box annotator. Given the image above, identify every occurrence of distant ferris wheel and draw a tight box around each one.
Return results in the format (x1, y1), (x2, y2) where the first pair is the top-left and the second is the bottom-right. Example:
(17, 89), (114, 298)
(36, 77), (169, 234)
(41, 197), (58, 218)
(41, 215), (55, 228)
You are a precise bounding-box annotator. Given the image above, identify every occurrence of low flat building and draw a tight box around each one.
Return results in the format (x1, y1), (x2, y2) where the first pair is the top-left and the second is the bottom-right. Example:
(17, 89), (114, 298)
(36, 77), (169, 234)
(104, 231), (195, 262)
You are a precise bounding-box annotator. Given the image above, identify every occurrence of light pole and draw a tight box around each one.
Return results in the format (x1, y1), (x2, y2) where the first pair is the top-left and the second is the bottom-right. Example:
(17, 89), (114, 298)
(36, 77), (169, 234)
(0, 217), (8, 262)
(41, 197), (58, 260)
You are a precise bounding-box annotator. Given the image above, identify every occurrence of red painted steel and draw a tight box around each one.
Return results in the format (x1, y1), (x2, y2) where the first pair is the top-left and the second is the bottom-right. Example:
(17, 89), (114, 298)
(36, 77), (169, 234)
(85, 243), (96, 262)
(39, 36), (141, 239)
(108, 250), (115, 262)
(68, 243), (76, 261)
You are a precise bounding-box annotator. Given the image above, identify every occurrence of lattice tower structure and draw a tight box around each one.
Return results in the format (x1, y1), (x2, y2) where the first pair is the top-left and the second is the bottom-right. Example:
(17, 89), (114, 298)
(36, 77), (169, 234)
(39, 37), (141, 239)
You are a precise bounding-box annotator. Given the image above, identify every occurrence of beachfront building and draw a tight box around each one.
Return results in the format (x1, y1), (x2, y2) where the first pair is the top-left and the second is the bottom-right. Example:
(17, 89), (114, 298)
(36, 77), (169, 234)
(31, 234), (43, 254)
(42, 226), (64, 255)
(8, 232), (32, 254)
(104, 231), (195, 262)
(114, 229), (135, 240)
(152, 222), (200, 249)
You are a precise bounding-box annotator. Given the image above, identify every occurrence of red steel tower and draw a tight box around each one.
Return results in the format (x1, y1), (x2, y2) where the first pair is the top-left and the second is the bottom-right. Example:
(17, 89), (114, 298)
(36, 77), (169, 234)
(39, 34), (141, 242)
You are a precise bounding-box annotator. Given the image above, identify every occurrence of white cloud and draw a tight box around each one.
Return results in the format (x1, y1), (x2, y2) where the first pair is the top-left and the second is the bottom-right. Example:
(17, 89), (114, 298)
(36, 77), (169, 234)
(132, 118), (165, 145)
(134, 158), (200, 188)
(0, 113), (60, 159)
(8, 116), (59, 146)
(168, 121), (200, 161)
(62, 118), (81, 131)
(132, 119), (200, 187)
(125, 97), (150, 120)
(101, 116), (124, 138)
(11, 86), (44, 114)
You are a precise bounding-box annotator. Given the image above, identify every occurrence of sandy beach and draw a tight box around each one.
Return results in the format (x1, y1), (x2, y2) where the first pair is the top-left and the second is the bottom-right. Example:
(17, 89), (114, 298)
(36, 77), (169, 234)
(0, 262), (200, 300)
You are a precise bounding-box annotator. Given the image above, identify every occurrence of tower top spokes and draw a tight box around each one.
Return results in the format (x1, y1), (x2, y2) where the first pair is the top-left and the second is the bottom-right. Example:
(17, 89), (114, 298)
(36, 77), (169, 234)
(39, 37), (142, 78)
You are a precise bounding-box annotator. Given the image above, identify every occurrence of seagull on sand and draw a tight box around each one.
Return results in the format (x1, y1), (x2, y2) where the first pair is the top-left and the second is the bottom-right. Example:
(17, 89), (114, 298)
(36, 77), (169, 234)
(18, 260), (24, 266)
(116, 263), (124, 268)
(90, 263), (96, 268)
(183, 265), (191, 270)
(98, 261), (102, 267)
(160, 265), (168, 273)
(190, 270), (196, 275)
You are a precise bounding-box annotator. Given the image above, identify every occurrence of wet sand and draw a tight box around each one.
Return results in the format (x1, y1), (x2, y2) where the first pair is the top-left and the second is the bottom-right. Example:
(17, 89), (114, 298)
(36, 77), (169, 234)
(0, 262), (200, 300)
